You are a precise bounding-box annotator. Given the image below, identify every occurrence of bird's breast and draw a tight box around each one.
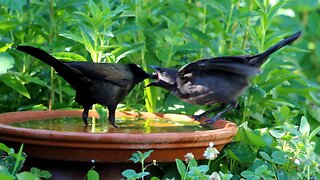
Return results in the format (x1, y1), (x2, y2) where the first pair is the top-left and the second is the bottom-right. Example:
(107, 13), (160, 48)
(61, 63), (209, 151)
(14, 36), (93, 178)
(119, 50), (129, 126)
(176, 73), (250, 105)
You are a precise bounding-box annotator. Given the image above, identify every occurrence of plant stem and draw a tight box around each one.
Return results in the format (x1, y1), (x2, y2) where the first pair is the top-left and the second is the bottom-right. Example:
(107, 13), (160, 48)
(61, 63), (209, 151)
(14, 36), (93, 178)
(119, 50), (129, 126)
(49, 0), (55, 110)
(141, 161), (145, 180)
(183, 162), (190, 180)
(199, 4), (207, 58)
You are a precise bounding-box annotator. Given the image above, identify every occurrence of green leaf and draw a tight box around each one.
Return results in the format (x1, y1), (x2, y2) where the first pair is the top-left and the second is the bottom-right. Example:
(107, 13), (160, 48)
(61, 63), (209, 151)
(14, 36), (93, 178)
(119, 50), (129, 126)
(150, 177), (161, 180)
(254, 164), (268, 175)
(59, 33), (89, 48)
(175, 159), (186, 177)
(0, 52), (15, 75)
(308, 106), (320, 122)
(308, 126), (320, 142)
(269, 129), (285, 139)
(121, 169), (137, 178)
(0, 165), (10, 175)
(183, 27), (210, 42)
(142, 150), (153, 161)
(16, 172), (40, 180)
(299, 116), (310, 137)
(259, 151), (272, 162)
(0, 74), (30, 99)
(0, 43), (14, 52)
(241, 170), (255, 178)
(128, 155), (139, 163)
(0, 143), (11, 153)
(87, 169), (99, 180)
(51, 52), (87, 62)
(245, 127), (267, 147)
(1, 0), (27, 12)
(0, 172), (14, 180)
(188, 158), (198, 168)
(197, 165), (209, 173)
(7, 72), (47, 87)
(29, 167), (51, 179)
(271, 150), (289, 165)
(228, 142), (256, 163)
(12, 144), (24, 175)
(136, 172), (149, 179)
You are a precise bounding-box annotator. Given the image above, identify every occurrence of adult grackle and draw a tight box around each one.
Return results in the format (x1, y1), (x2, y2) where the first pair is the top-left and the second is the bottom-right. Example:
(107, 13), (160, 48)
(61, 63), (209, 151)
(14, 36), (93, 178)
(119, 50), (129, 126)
(16, 45), (150, 128)
(147, 31), (301, 124)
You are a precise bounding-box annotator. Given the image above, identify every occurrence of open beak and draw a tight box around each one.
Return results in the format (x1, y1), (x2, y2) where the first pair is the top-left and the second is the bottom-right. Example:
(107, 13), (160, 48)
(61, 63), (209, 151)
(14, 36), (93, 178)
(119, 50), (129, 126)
(148, 66), (159, 79)
(145, 66), (160, 87)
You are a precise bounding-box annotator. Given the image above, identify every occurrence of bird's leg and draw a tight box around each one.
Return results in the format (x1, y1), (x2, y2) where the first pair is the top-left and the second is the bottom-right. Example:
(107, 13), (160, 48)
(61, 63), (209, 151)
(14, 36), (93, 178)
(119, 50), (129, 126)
(193, 104), (226, 121)
(82, 106), (90, 126)
(108, 106), (119, 128)
(206, 101), (238, 124)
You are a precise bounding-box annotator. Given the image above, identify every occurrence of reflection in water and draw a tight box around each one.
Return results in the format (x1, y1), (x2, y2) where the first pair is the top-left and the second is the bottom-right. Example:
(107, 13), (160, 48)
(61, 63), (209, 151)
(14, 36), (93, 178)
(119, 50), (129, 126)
(10, 117), (212, 134)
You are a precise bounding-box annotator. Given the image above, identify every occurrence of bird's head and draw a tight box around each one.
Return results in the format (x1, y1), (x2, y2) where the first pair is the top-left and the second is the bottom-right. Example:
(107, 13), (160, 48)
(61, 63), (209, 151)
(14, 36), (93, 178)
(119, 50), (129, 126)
(127, 63), (151, 83)
(146, 66), (178, 90)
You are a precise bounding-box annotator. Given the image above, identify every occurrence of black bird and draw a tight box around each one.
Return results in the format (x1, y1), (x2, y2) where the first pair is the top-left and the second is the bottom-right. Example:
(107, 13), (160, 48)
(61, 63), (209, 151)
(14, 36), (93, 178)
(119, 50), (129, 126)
(147, 31), (301, 124)
(16, 45), (150, 128)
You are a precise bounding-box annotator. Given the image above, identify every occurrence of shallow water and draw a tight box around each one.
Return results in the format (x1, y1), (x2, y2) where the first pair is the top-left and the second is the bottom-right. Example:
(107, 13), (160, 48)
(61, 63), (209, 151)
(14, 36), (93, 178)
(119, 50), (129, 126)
(10, 117), (212, 134)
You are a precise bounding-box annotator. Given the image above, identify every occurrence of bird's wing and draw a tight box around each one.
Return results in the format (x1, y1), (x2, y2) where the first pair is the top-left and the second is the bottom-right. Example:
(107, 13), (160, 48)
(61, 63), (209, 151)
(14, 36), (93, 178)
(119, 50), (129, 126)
(67, 62), (133, 87)
(179, 56), (260, 77)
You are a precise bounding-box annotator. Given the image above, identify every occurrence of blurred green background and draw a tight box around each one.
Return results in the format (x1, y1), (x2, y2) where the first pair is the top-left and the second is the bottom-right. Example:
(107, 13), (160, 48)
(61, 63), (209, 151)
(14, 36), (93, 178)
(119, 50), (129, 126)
(0, 0), (319, 179)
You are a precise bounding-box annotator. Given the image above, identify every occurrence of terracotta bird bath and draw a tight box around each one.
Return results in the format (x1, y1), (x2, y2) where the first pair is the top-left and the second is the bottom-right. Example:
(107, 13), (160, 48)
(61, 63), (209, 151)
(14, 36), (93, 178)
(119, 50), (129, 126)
(0, 110), (238, 179)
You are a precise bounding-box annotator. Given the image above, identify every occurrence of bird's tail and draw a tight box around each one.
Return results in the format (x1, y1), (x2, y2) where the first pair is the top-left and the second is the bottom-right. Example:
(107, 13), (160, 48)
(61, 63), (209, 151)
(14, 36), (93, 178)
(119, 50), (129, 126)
(16, 45), (81, 77)
(249, 31), (302, 67)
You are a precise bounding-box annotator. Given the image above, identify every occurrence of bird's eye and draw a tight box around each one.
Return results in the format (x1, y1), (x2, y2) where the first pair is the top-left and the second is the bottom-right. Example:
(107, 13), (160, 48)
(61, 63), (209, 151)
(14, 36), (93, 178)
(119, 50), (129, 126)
(162, 72), (167, 76)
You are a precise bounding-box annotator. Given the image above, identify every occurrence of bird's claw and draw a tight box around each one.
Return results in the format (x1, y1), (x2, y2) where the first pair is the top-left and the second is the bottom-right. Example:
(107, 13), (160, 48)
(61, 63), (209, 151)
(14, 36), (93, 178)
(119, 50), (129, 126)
(83, 119), (88, 126)
(111, 122), (119, 128)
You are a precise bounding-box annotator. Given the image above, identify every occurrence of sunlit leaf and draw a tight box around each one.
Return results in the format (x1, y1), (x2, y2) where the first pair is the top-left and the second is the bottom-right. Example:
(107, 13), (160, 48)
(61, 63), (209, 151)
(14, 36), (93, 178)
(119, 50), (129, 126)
(87, 169), (99, 180)
(0, 74), (30, 99)
(51, 52), (87, 62)
(0, 52), (15, 75)
(299, 116), (310, 137)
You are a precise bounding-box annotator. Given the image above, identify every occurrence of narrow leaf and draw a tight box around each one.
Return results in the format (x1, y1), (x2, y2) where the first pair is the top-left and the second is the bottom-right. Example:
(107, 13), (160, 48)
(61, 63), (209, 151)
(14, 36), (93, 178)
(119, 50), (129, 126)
(175, 159), (186, 178)
(0, 52), (15, 75)
(0, 74), (30, 99)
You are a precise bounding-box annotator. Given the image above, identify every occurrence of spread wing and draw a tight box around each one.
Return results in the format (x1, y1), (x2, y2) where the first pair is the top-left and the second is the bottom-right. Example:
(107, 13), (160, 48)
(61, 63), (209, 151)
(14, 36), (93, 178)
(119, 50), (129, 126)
(179, 56), (260, 77)
(67, 62), (133, 87)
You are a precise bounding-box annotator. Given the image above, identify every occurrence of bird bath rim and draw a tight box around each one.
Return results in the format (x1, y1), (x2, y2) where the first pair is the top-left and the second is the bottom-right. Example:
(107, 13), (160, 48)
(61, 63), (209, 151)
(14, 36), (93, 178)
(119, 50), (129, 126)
(0, 110), (238, 163)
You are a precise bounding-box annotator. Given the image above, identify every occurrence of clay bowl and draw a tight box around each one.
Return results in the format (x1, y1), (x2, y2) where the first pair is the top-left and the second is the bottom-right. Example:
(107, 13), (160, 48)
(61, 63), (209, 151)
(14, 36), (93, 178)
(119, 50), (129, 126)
(0, 110), (238, 163)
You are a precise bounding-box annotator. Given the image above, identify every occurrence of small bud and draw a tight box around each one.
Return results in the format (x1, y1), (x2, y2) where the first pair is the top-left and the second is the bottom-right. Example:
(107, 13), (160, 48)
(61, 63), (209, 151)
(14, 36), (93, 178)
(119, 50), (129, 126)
(203, 143), (220, 160)
(184, 153), (194, 163)
(209, 172), (221, 180)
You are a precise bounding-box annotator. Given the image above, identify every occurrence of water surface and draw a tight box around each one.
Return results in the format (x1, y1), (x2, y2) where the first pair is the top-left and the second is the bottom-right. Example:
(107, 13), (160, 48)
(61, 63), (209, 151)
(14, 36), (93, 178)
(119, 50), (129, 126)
(11, 117), (212, 134)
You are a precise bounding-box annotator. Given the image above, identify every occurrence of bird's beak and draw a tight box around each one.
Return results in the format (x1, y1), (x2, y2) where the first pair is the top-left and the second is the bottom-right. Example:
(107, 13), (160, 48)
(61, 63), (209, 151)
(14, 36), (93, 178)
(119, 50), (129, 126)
(145, 81), (158, 88)
(145, 65), (160, 87)
(148, 65), (159, 79)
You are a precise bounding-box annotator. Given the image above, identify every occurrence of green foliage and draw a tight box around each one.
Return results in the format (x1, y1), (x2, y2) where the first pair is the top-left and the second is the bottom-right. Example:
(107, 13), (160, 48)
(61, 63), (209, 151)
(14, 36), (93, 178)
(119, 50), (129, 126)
(0, 0), (319, 179)
(0, 143), (51, 180)
(122, 150), (155, 180)
(85, 168), (100, 180)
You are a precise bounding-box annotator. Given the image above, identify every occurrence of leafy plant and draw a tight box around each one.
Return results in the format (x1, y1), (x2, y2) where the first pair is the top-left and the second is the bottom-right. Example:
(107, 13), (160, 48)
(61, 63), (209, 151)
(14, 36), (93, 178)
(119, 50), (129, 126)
(122, 150), (156, 180)
(0, 0), (319, 179)
(0, 143), (51, 180)
(85, 167), (100, 180)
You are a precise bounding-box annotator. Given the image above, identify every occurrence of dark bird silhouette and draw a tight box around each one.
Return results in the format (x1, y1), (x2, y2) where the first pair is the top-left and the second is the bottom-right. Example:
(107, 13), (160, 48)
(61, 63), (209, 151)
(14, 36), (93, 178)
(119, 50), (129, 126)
(16, 45), (150, 128)
(147, 31), (301, 124)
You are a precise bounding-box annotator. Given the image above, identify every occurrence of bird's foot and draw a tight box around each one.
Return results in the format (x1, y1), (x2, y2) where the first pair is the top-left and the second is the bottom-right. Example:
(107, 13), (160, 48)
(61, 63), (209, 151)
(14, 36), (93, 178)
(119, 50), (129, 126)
(111, 122), (119, 128)
(83, 120), (88, 127)
(205, 116), (220, 124)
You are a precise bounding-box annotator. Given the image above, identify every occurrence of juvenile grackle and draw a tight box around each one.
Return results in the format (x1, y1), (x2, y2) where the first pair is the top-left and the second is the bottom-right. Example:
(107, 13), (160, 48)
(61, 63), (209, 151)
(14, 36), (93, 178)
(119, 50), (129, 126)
(16, 45), (150, 128)
(147, 31), (302, 124)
